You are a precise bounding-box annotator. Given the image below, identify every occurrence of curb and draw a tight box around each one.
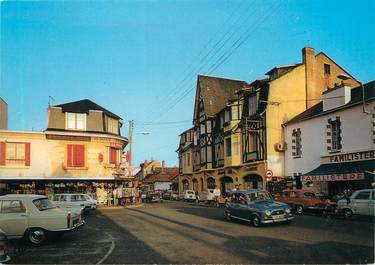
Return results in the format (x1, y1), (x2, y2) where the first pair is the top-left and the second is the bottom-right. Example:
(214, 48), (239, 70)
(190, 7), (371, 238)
(98, 204), (144, 210)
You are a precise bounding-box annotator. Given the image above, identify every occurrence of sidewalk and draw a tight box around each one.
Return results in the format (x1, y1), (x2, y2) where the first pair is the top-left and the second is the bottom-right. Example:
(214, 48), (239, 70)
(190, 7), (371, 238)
(97, 203), (144, 210)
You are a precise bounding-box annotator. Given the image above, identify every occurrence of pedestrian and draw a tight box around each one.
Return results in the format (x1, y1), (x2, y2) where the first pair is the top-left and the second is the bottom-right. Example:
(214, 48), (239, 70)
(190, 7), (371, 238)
(238, 184), (242, 191)
(213, 185), (221, 207)
(232, 185), (239, 191)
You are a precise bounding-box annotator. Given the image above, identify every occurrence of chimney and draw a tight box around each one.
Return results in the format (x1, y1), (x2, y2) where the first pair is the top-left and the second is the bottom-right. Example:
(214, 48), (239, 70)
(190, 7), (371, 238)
(302, 47), (319, 108)
(162, 160), (165, 170)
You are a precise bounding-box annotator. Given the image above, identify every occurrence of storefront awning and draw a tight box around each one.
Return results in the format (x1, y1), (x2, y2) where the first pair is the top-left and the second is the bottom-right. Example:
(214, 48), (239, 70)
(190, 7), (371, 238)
(302, 160), (375, 182)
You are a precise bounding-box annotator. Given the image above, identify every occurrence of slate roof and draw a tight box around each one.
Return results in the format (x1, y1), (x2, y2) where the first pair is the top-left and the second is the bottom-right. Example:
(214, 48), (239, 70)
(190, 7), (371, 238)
(286, 81), (375, 125)
(54, 99), (122, 120)
(197, 75), (249, 117)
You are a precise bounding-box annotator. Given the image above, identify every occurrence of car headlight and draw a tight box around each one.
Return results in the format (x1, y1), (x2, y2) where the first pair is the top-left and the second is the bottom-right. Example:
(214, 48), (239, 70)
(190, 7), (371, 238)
(265, 210), (272, 216)
(285, 208), (291, 213)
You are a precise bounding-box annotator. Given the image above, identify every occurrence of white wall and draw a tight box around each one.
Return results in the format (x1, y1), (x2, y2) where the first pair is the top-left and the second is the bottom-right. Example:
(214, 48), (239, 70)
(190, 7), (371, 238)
(154, 181), (172, 191)
(285, 102), (375, 176)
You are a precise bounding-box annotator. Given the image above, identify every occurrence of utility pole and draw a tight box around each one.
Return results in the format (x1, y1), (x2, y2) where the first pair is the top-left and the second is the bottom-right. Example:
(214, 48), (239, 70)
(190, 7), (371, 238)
(128, 120), (134, 177)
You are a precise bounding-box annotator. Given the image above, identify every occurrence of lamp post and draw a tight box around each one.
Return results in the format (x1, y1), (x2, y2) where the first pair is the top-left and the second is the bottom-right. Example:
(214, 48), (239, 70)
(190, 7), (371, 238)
(337, 74), (369, 114)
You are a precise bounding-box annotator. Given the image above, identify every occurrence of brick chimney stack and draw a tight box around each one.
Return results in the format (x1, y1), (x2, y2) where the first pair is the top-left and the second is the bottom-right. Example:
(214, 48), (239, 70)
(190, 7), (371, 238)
(302, 47), (319, 108)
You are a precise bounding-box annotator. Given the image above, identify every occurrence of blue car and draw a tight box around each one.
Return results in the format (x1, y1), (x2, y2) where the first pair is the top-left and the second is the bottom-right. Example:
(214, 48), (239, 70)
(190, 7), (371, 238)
(225, 189), (293, 227)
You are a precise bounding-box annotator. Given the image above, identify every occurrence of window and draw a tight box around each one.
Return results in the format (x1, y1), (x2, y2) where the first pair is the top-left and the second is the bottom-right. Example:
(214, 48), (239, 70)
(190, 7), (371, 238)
(67, 144), (85, 167)
(225, 138), (231, 157)
(324, 64), (331, 75)
(355, 191), (370, 200)
(1, 200), (25, 213)
(248, 95), (258, 115)
(200, 123), (205, 135)
(107, 117), (118, 134)
(71, 195), (85, 202)
(292, 128), (302, 157)
(200, 147), (206, 163)
(224, 110), (230, 123)
(66, 113), (86, 130)
(206, 121), (211, 133)
(6, 143), (25, 165)
(109, 147), (118, 164)
(33, 198), (55, 211)
(233, 137), (239, 155)
(330, 119), (342, 151)
(231, 106), (239, 120)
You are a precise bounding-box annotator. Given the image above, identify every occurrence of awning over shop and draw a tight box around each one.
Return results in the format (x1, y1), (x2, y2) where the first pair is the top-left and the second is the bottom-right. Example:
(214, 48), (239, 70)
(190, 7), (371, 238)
(302, 160), (375, 182)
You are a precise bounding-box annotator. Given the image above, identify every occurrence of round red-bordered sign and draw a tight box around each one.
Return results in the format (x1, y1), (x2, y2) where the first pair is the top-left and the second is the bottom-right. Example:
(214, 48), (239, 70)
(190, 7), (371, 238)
(265, 169), (273, 179)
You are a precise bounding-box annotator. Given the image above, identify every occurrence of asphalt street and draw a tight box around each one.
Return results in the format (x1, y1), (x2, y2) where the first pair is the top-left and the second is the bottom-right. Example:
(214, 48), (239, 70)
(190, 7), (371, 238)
(9, 201), (374, 264)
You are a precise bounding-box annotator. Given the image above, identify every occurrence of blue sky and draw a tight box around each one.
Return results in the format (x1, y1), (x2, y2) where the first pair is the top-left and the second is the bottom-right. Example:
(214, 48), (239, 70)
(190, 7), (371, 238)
(1, 0), (374, 167)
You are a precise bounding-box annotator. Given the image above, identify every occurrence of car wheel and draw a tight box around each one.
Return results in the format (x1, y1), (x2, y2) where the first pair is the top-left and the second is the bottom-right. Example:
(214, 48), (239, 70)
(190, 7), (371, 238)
(295, 205), (304, 214)
(284, 220), (292, 225)
(27, 228), (46, 245)
(343, 208), (353, 219)
(225, 211), (231, 221)
(252, 215), (261, 227)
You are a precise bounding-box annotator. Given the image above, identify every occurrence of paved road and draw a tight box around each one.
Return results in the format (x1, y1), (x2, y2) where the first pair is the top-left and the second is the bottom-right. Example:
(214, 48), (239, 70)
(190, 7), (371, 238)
(10, 201), (374, 264)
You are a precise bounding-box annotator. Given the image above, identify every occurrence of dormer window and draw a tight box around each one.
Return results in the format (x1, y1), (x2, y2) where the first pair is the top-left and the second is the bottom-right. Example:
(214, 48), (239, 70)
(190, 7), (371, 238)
(107, 117), (118, 134)
(66, 113), (86, 130)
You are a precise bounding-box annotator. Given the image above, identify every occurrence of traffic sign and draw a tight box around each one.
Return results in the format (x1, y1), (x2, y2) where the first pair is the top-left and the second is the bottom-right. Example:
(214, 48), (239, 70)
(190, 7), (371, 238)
(265, 169), (273, 180)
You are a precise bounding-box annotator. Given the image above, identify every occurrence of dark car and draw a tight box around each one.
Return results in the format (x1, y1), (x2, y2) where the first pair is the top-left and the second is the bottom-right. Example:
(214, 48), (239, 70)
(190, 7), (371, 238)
(225, 189), (293, 227)
(145, 192), (162, 203)
(162, 191), (172, 200)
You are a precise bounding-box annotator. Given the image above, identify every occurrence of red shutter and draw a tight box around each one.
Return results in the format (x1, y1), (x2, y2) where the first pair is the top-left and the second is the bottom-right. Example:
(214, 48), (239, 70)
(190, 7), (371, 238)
(67, 144), (73, 167)
(25, 143), (31, 166)
(0, 142), (5, 165)
(110, 148), (117, 164)
(75, 145), (85, 167)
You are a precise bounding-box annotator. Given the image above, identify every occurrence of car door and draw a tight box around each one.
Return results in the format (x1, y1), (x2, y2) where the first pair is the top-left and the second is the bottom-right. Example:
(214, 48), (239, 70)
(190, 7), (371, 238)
(370, 191), (375, 216)
(0, 200), (28, 237)
(351, 191), (371, 215)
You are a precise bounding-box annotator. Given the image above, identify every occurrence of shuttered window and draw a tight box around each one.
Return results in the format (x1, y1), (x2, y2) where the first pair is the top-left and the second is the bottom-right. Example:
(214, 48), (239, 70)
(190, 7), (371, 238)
(109, 147), (118, 164)
(67, 144), (85, 167)
(0, 142), (30, 166)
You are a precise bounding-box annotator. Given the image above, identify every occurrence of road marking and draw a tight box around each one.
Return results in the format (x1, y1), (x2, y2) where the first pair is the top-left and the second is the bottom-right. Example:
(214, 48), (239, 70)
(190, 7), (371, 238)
(96, 232), (115, 265)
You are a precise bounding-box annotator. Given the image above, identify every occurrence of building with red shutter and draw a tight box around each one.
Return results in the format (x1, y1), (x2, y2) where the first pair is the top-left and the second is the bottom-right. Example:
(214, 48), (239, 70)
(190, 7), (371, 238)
(0, 99), (130, 202)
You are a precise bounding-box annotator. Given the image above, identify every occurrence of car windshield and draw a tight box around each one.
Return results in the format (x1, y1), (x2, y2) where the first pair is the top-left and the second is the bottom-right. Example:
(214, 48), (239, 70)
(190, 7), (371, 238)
(248, 191), (272, 201)
(33, 198), (56, 211)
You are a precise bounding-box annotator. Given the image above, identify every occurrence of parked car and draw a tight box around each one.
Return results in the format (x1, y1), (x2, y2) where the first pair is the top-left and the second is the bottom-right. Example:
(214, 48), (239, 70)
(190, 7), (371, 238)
(337, 189), (375, 219)
(199, 189), (215, 204)
(52, 193), (97, 212)
(145, 192), (162, 203)
(274, 190), (329, 214)
(225, 189), (293, 227)
(0, 228), (10, 263)
(183, 190), (197, 202)
(0, 194), (84, 245)
(162, 191), (172, 200)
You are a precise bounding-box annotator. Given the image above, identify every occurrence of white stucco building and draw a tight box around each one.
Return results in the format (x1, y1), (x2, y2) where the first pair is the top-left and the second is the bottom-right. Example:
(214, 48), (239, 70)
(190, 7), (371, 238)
(284, 81), (375, 196)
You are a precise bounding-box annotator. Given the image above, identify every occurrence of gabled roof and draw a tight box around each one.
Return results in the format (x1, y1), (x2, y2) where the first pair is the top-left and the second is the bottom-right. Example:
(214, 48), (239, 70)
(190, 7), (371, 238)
(286, 81), (375, 125)
(143, 168), (179, 183)
(194, 75), (249, 118)
(265, 64), (301, 75)
(54, 99), (122, 120)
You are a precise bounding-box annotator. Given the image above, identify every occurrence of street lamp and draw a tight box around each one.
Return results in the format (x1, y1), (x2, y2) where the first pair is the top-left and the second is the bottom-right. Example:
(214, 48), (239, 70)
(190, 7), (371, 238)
(337, 73), (369, 114)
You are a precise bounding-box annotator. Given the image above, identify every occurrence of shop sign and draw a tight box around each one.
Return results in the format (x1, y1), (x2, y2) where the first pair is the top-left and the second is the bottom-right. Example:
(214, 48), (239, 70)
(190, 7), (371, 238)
(301, 173), (364, 182)
(322, 150), (375, 164)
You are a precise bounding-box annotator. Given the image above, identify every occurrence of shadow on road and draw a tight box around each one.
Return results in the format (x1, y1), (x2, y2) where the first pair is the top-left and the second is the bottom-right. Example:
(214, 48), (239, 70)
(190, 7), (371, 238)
(222, 235), (374, 264)
(10, 210), (171, 264)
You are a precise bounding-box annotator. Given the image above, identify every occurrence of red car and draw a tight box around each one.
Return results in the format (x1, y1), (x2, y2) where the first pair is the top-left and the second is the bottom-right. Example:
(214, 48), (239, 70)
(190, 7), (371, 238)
(274, 190), (329, 214)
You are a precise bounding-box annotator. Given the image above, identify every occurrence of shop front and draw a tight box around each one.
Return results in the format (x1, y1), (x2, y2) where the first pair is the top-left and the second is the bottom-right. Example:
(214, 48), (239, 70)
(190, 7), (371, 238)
(302, 150), (375, 197)
(0, 176), (140, 205)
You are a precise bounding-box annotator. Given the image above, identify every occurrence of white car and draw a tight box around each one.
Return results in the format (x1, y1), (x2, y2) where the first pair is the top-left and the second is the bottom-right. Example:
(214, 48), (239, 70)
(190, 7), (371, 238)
(337, 189), (375, 218)
(183, 190), (197, 202)
(53, 193), (97, 212)
(0, 194), (84, 245)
